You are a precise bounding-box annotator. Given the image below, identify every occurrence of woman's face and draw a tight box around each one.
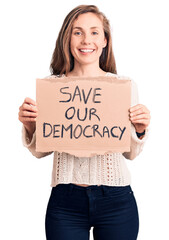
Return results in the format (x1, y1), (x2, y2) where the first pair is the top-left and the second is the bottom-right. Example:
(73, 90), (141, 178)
(70, 12), (107, 67)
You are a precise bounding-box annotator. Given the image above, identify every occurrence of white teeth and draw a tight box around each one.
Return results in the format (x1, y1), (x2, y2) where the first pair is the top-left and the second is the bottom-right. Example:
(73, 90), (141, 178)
(80, 49), (94, 53)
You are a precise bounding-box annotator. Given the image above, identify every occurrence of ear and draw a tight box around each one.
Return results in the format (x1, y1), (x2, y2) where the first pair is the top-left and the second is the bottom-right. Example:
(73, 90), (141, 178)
(103, 37), (107, 48)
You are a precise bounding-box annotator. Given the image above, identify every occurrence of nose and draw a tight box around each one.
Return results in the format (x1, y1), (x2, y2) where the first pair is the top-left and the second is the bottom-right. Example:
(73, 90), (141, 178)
(81, 33), (92, 45)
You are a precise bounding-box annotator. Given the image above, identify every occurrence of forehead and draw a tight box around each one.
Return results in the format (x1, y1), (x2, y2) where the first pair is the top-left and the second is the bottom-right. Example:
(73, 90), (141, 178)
(73, 12), (103, 29)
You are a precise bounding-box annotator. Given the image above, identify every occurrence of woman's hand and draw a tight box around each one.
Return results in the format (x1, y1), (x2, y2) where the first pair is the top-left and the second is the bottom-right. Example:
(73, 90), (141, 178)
(129, 104), (151, 135)
(18, 97), (38, 140)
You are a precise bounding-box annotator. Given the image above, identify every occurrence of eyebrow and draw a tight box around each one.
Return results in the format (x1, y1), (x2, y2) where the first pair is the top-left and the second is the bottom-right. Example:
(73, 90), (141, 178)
(73, 26), (100, 30)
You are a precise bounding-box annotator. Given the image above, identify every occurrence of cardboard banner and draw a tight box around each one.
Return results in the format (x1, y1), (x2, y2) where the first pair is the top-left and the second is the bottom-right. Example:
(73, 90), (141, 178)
(36, 76), (131, 157)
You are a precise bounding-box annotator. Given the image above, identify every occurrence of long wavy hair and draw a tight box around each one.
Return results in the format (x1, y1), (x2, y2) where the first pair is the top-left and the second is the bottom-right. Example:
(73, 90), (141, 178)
(50, 5), (117, 75)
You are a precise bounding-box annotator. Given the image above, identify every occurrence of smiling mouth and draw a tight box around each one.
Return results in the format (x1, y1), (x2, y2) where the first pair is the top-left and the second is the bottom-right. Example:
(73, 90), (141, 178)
(79, 49), (95, 53)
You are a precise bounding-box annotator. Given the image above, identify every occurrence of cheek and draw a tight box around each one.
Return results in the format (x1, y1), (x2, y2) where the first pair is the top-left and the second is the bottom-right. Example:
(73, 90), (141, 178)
(70, 37), (79, 53)
(95, 37), (106, 49)
(70, 41), (75, 56)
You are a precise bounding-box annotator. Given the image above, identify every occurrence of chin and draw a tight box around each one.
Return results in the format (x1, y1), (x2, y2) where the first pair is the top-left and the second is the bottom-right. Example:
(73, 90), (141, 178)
(76, 56), (100, 65)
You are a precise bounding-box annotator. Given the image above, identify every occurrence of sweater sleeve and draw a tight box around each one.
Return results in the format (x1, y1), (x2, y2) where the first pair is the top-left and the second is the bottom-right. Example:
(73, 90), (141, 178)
(22, 125), (53, 158)
(122, 79), (149, 160)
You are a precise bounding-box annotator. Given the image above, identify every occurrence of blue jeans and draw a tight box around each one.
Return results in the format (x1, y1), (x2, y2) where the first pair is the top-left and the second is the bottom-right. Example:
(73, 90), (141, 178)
(45, 183), (139, 240)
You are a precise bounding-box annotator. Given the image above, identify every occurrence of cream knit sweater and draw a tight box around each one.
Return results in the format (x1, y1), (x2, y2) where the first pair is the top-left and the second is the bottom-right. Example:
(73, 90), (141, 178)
(22, 72), (149, 187)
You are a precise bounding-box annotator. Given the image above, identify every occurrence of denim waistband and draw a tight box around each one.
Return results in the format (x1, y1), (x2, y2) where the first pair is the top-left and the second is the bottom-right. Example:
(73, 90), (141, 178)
(53, 183), (132, 197)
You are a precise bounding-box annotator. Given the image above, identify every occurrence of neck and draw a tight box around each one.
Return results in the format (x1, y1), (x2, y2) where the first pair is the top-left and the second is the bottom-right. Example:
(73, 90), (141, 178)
(67, 62), (107, 77)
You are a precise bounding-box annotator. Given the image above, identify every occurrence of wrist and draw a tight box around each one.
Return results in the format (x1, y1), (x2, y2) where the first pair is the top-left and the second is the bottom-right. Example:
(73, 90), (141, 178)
(24, 125), (35, 142)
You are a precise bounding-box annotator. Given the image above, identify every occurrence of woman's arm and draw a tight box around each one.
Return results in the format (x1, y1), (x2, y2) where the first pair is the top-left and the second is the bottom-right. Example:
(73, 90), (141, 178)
(22, 125), (53, 158)
(19, 97), (53, 158)
(122, 79), (150, 160)
(122, 124), (149, 160)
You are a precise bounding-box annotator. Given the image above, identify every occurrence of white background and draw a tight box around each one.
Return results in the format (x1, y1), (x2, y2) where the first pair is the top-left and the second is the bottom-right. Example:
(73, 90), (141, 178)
(1, 0), (169, 239)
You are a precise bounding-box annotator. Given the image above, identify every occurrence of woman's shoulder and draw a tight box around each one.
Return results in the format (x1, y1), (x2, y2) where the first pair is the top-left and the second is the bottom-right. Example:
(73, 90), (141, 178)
(106, 72), (133, 81)
(106, 72), (137, 88)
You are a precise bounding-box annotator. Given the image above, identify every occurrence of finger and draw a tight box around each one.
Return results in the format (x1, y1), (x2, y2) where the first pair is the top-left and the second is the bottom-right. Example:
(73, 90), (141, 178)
(130, 108), (144, 117)
(24, 97), (37, 106)
(22, 103), (38, 112)
(130, 113), (150, 121)
(20, 110), (38, 118)
(19, 116), (37, 122)
(131, 119), (150, 125)
(129, 104), (143, 113)
(130, 107), (150, 117)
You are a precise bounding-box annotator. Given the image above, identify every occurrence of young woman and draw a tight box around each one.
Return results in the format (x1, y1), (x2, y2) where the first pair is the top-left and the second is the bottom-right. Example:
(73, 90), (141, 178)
(18, 5), (150, 240)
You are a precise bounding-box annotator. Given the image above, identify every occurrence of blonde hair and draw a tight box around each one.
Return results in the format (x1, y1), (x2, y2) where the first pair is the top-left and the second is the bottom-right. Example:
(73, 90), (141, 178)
(50, 5), (117, 75)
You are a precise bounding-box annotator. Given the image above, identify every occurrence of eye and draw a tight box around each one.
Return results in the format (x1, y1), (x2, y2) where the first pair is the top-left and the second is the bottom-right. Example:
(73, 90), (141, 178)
(92, 31), (99, 35)
(74, 31), (82, 36)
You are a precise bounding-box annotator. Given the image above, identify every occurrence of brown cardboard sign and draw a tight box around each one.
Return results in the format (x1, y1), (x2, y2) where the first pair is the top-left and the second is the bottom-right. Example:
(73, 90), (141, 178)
(36, 76), (131, 157)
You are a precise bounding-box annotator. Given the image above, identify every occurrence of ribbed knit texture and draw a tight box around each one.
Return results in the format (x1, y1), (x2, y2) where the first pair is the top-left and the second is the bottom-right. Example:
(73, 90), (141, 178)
(22, 72), (149, 187)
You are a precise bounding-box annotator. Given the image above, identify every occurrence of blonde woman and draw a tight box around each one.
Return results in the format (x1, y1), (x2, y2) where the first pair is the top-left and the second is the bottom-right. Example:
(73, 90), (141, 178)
(19, 5), (150, 240)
